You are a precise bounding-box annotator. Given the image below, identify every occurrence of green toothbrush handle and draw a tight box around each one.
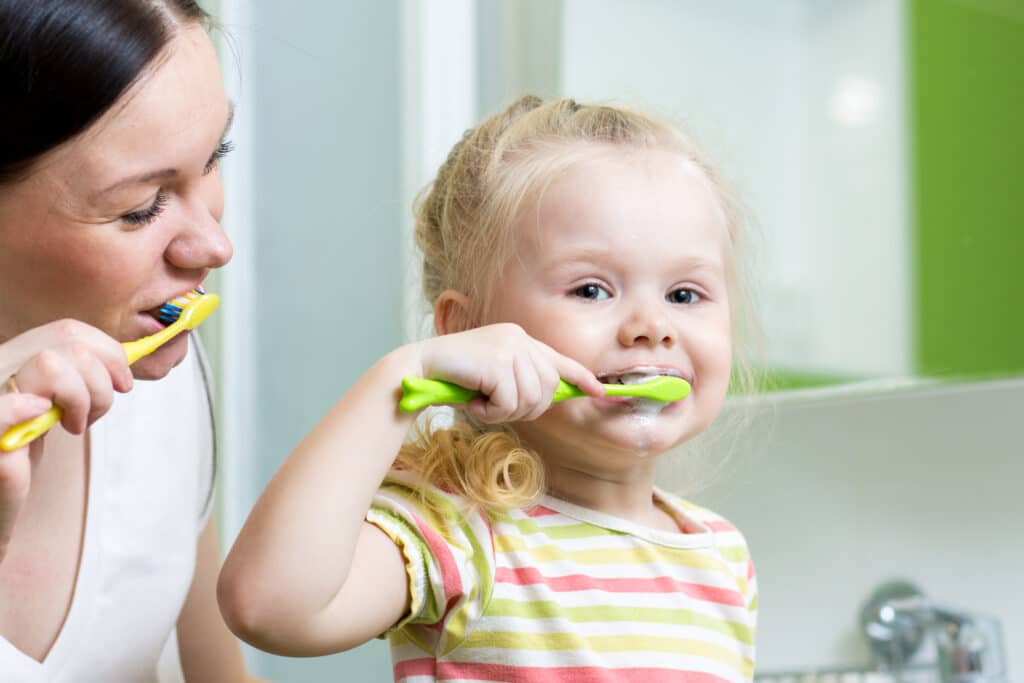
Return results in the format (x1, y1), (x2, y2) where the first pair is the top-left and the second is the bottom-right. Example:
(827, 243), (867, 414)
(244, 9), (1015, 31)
(398, 377), (584, 413)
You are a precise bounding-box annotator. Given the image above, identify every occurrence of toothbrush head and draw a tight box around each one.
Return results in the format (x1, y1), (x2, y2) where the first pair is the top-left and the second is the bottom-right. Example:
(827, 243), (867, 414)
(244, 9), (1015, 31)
(173, 291), (220, 331)
(602, 376), (691, 402)
(156, 286), (207, 325)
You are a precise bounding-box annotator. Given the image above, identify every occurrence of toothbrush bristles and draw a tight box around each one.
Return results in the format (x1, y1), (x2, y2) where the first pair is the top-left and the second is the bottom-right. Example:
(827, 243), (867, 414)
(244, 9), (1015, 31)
(156, 286), (206, 324)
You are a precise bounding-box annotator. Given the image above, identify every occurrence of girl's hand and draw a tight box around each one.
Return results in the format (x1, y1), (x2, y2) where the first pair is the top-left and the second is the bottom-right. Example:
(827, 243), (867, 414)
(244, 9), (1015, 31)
(0, 319), (132, 560)
(416, 322), (604, 424)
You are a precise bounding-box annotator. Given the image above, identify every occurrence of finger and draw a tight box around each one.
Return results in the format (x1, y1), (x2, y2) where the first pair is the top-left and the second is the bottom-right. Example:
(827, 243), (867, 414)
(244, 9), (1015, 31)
(475, 367), (518, 424)
(73, 349), (116, 426)
(1, 320), (131, 393)
(538, 344), (603, 398)
(509, 354), (543, 422)
(518, 348), (558, 422)
(52, 321), (132, 394)
(0, 393), (53, 432)
(16, 351), (92, 434)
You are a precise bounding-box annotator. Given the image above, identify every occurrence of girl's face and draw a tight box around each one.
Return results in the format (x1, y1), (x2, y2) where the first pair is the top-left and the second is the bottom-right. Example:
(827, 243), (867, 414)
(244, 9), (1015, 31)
(485, 146), (733, 470)
(0, 25), (232, 380)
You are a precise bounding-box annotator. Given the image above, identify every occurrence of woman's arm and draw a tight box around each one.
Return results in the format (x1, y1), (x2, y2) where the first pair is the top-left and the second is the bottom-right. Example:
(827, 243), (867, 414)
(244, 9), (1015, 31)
(217, 324), (602, 655)
(177, 515), (268, 682)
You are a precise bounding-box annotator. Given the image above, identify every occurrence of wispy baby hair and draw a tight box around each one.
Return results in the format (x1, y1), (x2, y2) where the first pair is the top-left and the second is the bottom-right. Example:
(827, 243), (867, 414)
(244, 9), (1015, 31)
(398, 95), (757, 510)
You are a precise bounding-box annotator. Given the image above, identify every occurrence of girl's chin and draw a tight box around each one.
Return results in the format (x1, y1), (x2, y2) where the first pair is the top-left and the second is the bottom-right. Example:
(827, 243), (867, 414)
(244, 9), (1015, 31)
(129, 332), (191, 380)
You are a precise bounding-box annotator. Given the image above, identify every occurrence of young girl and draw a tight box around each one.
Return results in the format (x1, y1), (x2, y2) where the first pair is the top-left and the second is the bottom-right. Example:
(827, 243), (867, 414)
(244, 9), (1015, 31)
(219, 96), (758, 682)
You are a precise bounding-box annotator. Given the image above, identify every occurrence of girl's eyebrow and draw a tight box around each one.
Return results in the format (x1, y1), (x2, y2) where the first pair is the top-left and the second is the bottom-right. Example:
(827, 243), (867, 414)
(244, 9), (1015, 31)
(545, 249), (723, 273)
(96, 102), (235, 196)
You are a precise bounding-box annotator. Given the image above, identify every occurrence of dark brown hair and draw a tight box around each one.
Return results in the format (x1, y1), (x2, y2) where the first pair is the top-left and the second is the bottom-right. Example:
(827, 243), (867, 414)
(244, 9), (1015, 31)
(0, 0), (211, 184)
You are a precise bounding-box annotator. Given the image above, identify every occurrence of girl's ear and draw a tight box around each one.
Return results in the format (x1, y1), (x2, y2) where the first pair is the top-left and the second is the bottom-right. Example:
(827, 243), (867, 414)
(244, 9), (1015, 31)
(434, 290), (475, 335)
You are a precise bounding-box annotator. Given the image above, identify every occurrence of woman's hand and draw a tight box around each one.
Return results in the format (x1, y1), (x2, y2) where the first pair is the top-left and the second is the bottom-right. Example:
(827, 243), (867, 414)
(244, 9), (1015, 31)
(0, 319), (132, 561)
(416, 322), (604, 423)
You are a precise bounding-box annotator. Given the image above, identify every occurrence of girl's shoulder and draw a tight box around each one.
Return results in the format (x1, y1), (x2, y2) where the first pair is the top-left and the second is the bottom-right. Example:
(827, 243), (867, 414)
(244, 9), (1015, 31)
(655, 488), (753, 551)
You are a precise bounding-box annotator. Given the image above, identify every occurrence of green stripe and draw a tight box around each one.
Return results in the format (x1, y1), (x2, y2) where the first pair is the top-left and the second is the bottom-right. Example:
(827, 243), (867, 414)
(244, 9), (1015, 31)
(715, 544), (749, 564)
(487, 598), (754, 645)
(460, 630), (753, 674)
(506, 516), (626, 540)
(494, 534), (731, 573)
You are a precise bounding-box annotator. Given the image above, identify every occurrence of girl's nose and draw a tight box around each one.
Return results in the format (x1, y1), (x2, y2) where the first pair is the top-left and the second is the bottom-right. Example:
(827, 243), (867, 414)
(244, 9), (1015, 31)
(617, 302), (675, 347)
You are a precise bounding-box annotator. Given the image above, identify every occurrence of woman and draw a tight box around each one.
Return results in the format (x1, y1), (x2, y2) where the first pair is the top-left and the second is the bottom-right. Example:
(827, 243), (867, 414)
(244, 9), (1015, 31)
(0, 1), (260, 680)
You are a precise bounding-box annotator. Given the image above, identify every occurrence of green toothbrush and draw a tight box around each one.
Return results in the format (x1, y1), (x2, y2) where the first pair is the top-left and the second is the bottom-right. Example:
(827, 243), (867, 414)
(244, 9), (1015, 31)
(398, 375), (690, 413)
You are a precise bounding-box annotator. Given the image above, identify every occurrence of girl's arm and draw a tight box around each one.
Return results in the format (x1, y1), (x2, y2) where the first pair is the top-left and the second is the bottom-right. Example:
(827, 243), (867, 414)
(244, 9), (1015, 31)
(217, 323), (602, 656)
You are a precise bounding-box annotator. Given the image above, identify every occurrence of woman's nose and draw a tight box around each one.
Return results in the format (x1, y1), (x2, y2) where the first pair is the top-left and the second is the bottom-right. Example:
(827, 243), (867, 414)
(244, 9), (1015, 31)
(166, 198), (233, 271)
(617, 301), (675, 347)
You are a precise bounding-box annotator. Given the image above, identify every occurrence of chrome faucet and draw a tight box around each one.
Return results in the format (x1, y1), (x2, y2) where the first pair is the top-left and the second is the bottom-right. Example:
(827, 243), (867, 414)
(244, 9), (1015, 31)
(859, 580), (1007, 683)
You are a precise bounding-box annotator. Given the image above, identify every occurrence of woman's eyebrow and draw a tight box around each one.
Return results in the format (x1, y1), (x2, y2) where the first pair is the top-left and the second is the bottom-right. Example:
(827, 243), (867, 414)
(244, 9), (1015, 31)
(97, 102), (235, 196)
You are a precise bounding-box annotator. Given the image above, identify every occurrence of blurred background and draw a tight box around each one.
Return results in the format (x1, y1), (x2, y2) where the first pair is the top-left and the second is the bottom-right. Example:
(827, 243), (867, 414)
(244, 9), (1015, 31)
(197, 0), (1022, 680)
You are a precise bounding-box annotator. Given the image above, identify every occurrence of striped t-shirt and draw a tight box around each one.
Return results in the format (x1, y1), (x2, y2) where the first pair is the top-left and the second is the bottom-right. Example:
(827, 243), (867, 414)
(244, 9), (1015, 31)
(367, 469), (757, 682)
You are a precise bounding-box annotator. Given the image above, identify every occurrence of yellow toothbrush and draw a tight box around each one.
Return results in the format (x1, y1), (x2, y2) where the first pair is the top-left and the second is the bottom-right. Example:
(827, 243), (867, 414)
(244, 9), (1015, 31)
(0, 290), (220, 452)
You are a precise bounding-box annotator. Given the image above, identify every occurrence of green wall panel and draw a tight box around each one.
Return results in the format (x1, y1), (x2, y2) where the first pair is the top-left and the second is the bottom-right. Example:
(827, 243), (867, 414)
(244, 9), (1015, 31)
(909, 0), (1024, 378)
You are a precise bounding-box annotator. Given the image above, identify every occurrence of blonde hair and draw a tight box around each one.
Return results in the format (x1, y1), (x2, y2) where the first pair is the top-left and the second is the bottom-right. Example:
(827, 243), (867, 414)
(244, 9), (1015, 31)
(397, 95), (760, 509)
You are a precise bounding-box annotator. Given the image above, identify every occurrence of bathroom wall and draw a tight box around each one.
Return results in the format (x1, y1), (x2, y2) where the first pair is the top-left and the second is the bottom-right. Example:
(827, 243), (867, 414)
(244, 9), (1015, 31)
(662, 377), (1024, 673)
(216, 2), (403, 680)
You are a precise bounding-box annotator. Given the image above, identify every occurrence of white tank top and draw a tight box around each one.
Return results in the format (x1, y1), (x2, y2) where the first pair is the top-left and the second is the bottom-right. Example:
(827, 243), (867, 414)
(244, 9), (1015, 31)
(0, 334), (215, 683)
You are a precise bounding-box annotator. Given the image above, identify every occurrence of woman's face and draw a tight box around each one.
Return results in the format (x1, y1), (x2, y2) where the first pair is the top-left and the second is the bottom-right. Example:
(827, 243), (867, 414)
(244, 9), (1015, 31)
(0, 24), (233, 379)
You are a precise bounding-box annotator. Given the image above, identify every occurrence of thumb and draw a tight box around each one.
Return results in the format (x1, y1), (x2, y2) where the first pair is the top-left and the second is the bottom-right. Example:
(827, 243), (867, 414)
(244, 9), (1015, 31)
(0, 394), (54, 445)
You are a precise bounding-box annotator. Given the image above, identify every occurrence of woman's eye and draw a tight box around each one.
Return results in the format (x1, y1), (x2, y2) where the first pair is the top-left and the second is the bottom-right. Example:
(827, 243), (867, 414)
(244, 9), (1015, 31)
(573, 283), (610, 301)
(203, 139), (235, 175)
(667, 288), (701, 304)
(121, 190), (168, 226)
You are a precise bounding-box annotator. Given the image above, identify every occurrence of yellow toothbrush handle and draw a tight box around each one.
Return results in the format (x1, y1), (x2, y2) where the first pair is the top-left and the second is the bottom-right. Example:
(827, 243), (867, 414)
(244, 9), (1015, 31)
(1, 293), (218, 453)
(0, 406), (63, 452)
(2, 333), (180, 452)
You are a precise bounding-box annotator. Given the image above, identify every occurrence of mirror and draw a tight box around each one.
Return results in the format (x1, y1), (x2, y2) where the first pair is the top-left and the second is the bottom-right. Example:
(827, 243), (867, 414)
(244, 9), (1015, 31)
(209, 1), (1022, 680)
(475, 0), (1023, 390)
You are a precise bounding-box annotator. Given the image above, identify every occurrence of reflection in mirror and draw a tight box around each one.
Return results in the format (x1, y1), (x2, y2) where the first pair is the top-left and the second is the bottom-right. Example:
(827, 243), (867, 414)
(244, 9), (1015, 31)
(477, 0), (1023, 389)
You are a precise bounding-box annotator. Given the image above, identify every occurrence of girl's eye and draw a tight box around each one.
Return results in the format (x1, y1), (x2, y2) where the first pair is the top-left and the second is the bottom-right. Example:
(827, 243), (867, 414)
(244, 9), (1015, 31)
(667, 288), (701, 304)
(573, 283), (611, 301)
(203, 139), (235, 175)
(121, 190), (168, 226)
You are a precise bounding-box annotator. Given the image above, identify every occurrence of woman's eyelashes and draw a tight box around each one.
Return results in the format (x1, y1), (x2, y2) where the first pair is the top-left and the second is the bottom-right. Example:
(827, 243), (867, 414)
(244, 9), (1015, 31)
(121, 190), (168, 226)
(118, 139), (235, 226)
(203, 139), (235, 175)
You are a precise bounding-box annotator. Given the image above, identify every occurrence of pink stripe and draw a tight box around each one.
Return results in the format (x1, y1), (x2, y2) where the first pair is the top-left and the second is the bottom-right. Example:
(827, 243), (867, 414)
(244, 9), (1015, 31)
(747, 557), (756, 581)
(394, 657), (436, 678)
(413, 517), (462, 604)
(706, 520), (737, 532)
(525, 505), (559, 517)
(495, 566), (745, 607)
(433, 661), (733, 682)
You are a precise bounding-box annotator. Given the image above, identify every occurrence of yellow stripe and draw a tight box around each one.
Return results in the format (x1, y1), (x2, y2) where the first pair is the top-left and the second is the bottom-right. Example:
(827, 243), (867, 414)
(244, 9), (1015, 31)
(461, 630), (753, 674)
